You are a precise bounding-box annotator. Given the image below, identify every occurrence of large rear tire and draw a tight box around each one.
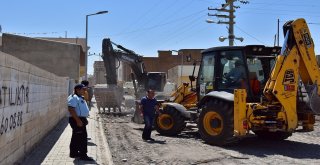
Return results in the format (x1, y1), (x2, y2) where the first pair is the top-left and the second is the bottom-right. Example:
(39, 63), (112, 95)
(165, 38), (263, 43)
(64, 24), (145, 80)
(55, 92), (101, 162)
(198, 99), (235, 146)
(253, 130), (292, 140)
(155, 106), (186, 136)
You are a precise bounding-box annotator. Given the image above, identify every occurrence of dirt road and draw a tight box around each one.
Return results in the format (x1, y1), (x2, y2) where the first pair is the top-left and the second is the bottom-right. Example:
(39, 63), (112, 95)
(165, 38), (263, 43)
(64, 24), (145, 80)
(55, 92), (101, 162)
(99, 111), (320, 165)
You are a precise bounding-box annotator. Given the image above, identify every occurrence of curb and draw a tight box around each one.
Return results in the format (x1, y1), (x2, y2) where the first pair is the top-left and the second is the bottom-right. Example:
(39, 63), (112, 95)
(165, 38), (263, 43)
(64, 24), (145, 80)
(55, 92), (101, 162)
(92, 105), (114, 165)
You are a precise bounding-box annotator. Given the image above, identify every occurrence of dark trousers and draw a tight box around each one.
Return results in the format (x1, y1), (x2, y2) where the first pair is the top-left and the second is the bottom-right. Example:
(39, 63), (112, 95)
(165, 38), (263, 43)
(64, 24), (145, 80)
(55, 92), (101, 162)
(69, 117), (88, 156)
(142, 115), (154, 139)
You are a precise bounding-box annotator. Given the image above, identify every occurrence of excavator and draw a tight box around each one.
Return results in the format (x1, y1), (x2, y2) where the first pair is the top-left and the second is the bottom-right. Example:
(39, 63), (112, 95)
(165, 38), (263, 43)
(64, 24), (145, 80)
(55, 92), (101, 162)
(95, 38), (166, 116)
(102, 38), (166, 98)
(156, 18), (320, 145)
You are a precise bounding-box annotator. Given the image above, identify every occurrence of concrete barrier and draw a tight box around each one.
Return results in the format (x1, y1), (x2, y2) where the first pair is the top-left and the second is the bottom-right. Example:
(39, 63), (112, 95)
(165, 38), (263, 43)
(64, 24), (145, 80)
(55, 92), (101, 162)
(0, 51), (69, 164)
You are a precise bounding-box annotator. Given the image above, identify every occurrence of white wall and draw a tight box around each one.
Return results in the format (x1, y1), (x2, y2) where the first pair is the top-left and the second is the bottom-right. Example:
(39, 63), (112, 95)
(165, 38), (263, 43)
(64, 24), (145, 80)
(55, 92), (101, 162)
(0, 51), (68, 164)
(168, 65), (199, 84)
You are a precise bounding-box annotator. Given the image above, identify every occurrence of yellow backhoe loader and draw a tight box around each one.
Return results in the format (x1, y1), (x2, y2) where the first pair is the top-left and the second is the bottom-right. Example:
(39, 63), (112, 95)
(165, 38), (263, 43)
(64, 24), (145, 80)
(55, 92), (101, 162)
(155, 82), (197, 135)
(156, 18), (320, 145)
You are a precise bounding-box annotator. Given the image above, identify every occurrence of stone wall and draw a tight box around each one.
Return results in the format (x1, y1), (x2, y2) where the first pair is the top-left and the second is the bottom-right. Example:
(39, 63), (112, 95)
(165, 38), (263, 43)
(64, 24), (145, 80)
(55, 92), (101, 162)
(0, 51), (69, 164)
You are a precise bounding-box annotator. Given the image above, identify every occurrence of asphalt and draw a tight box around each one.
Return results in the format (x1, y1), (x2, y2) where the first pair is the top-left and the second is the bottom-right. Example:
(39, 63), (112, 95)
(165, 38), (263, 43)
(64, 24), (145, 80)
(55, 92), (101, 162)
(21, 101), (113, 165)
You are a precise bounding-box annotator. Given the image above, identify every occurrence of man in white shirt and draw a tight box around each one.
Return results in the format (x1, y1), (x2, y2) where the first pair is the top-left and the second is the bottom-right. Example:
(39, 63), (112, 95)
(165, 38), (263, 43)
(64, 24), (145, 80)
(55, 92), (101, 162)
(67, 84), (93, 161)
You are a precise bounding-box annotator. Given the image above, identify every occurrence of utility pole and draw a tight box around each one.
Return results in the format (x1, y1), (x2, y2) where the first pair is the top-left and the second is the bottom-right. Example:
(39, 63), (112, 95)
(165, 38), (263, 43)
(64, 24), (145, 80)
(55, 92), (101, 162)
(207, 0), (248, 46)
(277, 19), (280, 46)
(228, 1), (235, 46)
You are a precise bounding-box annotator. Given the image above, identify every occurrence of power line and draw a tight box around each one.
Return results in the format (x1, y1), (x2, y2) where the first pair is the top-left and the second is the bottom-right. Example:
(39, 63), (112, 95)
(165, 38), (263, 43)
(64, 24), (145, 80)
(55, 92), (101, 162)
(125, 0), (196, 42)
(249, 2), (319, 8)
(90, 9), (207, 38)
(116, 0), (162, 36)
(235, 25), (267, 45)
(169, 25), (211, 46)
(241, 7), (320, 14)
(237, 11), (320, 18)
(156, 14), (206, 48)
(194, 0), (213, 3)
(128, 0), (201, 43)
(121, 0), (183, 41)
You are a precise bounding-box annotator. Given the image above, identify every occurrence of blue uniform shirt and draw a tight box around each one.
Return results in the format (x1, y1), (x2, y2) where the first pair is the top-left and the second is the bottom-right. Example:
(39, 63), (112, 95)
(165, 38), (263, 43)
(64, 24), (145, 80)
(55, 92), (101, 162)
(140, 96), (158, 117)
(67, 94), (89, 117)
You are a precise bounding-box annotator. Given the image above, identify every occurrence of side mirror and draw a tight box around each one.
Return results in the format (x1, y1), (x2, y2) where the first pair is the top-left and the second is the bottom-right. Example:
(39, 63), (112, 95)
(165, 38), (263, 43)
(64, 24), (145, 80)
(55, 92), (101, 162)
(189, 75), (196, 82)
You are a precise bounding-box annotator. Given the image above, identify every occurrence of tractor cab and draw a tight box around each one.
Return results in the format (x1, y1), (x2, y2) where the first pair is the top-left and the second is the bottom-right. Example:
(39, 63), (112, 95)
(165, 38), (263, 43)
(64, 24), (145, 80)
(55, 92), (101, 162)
(197, 45), (281, 101)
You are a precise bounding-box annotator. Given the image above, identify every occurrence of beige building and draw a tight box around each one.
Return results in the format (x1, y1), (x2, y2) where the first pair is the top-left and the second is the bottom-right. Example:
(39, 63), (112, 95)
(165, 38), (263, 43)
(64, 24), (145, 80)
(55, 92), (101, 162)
(94, 49), (203, 85)
(168, 65), (200, 85)
(122, 49), (203, 82)
(93, 61), (124, 85)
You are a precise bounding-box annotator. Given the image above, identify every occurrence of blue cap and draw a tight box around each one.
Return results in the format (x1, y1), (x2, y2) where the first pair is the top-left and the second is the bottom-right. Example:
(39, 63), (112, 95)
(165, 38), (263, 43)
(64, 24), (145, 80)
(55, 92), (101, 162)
(74, 84), (86, 90)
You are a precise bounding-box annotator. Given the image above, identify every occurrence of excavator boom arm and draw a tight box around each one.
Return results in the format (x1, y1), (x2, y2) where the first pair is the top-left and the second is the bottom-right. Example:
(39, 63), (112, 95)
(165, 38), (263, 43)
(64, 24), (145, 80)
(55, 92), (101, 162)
(102, 38), (147, 87)
(261, 19), (320, 131)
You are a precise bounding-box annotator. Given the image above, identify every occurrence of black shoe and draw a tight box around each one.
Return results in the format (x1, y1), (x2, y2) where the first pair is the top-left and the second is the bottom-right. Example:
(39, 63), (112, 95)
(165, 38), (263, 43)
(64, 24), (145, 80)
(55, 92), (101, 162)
(80, 155), (94, 161)
(142, 138), (148, 141)
(148, 138), (155, 141)
(69, 153), (80, 158)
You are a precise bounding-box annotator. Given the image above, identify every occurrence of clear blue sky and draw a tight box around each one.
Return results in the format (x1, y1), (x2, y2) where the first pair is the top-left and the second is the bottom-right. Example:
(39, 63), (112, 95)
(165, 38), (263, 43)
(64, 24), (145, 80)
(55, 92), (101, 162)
(0, 0), (319, 75)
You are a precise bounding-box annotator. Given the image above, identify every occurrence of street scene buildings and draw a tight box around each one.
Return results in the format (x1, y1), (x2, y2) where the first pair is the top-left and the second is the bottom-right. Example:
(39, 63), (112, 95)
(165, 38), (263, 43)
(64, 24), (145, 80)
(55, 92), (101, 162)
(1, 0), (320, 165)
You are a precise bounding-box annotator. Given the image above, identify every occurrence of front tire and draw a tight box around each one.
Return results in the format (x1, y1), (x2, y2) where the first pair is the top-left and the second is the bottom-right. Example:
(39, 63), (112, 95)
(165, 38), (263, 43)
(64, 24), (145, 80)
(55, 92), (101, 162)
(198, 99), (235, 146)
(155, 106), (186, 136)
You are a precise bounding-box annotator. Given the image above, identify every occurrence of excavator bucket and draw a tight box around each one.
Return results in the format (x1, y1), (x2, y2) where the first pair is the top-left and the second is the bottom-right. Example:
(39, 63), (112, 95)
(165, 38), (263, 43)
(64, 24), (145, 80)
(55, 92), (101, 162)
(306, 84), (320, 114)
(94, 84), (123, 113)
(131, 100), (144, 124)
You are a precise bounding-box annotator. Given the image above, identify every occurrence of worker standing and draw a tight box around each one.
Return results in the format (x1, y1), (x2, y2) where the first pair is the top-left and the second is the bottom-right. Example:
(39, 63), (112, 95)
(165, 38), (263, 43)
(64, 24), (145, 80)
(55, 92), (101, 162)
(140, 89), (159, 141)
(67, 84), (93, 161)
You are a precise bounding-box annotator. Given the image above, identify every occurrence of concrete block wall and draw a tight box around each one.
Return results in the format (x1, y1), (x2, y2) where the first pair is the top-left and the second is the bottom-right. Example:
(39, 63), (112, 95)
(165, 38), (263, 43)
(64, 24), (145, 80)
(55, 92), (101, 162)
(0, 51), (69, 164)
(94, 61), (107, 84)
(2, 33), (82, 81)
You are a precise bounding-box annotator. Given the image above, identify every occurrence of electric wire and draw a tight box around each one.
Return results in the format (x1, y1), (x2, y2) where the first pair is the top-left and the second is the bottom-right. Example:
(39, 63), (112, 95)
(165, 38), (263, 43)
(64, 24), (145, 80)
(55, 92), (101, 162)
(156, 13), (206, 48)
(235, 25), (267, 45)
(122, 0), (183, 41)
(116, 0), (162, 35)
(90, 9), (207, 38)
(125, 0), (197, 42)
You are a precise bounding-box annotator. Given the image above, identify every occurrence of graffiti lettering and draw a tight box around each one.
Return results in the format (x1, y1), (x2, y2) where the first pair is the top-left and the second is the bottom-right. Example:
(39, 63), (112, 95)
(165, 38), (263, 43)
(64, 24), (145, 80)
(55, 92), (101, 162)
(0, 85), (29, 107)
(0, 111), (23, 135)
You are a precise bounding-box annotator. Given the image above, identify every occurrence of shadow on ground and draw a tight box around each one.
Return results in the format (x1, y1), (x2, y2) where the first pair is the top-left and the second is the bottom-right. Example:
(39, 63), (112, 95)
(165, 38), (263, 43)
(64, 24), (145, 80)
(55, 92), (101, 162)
(21, 118), (68, 165)
(157, 125), (320, 160)
(226, 136), (320, 159)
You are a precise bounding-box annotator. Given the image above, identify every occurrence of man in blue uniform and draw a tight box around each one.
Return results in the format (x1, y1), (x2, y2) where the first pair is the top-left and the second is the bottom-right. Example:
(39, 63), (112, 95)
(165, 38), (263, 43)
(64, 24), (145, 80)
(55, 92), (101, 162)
(140, 89), (159, 141)
(67, 84), (93, 161)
